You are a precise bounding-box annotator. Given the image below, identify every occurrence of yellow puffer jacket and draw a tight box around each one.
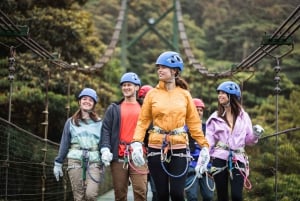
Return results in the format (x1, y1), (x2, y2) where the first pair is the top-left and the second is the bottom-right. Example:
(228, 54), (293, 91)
(133, 81), (209, 149)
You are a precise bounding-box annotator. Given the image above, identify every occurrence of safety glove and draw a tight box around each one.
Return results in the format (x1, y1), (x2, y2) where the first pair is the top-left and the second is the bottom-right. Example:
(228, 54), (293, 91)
(53, 162), (63, 181)
(253, 124), (264, 138)
(100, 147), (113, 167)
(195, 147), (210, 178)
(130, 142), (145, 167)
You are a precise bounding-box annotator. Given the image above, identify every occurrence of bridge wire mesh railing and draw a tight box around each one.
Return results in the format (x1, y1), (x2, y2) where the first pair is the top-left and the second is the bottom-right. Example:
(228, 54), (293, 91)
(0, 117), (113, 201)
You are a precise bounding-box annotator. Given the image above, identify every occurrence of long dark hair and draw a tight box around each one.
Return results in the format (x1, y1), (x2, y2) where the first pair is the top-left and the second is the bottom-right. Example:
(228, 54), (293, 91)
(174, 69), (189, 90)
(217, 94), (241, 126)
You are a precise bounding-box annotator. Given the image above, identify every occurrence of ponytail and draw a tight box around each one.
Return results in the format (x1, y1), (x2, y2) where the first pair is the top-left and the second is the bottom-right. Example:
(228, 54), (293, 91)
(175, 76), (189, 90)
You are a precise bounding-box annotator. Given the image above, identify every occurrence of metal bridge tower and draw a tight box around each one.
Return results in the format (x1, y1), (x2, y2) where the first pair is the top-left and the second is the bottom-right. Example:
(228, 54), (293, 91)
(120, 0), (179, 71)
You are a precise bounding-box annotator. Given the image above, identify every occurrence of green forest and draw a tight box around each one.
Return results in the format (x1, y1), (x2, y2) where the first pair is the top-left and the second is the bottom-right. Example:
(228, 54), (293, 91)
(0, 0), (299, 200)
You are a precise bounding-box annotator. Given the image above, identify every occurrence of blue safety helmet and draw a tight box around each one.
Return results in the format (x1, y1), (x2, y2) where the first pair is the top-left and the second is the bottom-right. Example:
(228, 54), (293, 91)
(155, 51), (184, 71)
(120, 72), (141, 86)
(78, 88), (98, 103)
(217, 81), (241, 99)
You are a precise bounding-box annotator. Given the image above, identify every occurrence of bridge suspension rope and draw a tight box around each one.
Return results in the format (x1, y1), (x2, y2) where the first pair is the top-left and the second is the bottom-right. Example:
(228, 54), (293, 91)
(0, 0), (129, 72)
(175, 1), (300, 79)
(78, 0), (128, 73)
(0, 2), (299, 77)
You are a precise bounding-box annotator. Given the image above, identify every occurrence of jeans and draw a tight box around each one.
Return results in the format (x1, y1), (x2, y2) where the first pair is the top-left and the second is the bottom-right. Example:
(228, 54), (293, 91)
(185, 167), (214, 201)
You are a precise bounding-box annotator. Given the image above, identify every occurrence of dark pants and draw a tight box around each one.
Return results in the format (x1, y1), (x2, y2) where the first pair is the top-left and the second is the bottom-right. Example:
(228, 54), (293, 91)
(148, 174), (157, 201)
(212, 158), (244, 201)
(148, 148), (188, 201)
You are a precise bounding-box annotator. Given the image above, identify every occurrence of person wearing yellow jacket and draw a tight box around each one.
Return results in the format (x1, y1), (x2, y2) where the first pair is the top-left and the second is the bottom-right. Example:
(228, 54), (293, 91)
(130, 51), (210, 201)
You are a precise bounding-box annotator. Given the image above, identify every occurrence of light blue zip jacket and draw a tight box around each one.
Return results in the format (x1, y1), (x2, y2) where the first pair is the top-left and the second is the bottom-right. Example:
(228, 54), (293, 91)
(55, 118), (102, 164)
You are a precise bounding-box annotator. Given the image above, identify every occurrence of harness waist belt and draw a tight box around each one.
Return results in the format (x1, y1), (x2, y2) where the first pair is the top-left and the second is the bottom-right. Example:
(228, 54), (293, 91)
(152, 126), (186, 135)
(216, 141), (245, 154)
(71, 144), (99, 151)
(147, 151), (192, 159)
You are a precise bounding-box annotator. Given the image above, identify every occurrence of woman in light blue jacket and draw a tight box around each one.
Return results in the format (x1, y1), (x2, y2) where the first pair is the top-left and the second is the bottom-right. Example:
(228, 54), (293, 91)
(205, 81), (264, 201)
(53, 88), (103, 201)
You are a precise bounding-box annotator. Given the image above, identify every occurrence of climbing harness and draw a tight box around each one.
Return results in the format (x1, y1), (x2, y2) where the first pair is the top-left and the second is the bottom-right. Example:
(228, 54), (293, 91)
(184, 170), (216, 191)
(81, 148), (105, 185)
(152, 126), (187, 135)
(184, 172), (198, 190)
(120, 143), (149, 175)
(82, 149), (89, 187)
(210, 141), (252, 189)
(68, 145), (104, 187)
(148, 126), (192, 178)
(228, 150), (234, 179)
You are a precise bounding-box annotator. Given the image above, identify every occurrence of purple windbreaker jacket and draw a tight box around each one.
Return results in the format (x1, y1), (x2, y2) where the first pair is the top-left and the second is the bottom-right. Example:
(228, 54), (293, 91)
(205, 109), (259, 164)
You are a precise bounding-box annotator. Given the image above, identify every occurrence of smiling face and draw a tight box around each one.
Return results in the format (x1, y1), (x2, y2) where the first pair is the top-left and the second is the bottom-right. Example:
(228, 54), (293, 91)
(218, 91), (229, 106)
(156, 65), (176, 82)
(79, 96), (95, 111)
(121, 82), (139, 98)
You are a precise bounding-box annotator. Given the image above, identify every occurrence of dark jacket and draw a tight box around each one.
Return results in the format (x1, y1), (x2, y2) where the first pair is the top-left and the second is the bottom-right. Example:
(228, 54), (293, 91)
(188, 123), (206, 152)
(100, 98), (143, 161)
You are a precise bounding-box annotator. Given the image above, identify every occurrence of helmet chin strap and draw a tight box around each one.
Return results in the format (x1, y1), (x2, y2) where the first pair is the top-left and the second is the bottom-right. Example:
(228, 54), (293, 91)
(221, 95), (231, 117)
(82, 109), (93, 113)
(164, 78), (174, 84)
(126, 94), (136, 99)
(164, 70), (177, 84)
(81, 106), (94, 117)
(124, 91), (137, 101)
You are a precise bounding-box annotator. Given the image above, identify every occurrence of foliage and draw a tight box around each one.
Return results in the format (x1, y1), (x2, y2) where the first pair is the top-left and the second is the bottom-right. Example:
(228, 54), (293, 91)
(0, 1), (299, 199)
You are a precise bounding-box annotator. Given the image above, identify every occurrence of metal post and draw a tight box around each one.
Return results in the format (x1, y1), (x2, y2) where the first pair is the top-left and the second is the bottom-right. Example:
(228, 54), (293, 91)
(173, 0), (179, 52)
(273, 59), (281, 201)
(121, 0), (128, 72)
(5, 47), (16, 201)
(41, 68), (50, 201)
(260, 34), (294, 201)
(7, 48), (16, 122)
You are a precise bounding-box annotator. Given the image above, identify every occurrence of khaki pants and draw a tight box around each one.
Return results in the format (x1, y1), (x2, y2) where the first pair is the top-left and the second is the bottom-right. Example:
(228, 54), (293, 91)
(111, 160), (148, 201)
(68, 159), (102, 201)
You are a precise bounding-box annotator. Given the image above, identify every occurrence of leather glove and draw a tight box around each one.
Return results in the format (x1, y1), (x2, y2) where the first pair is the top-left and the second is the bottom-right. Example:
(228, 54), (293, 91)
(101, 147), (113, 167)
(253, 124), (264, 137)
(195, 147), (210, 178)
(131, 142), (145, 167)
(53, 162), (63, 181)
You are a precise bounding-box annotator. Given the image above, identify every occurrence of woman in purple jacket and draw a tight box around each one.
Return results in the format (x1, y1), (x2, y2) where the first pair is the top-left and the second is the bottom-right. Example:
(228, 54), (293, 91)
(205, 81), (264, 201)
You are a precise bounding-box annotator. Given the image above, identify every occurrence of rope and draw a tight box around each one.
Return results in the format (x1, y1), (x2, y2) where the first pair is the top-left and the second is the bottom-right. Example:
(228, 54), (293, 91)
(209, 152), (252, 190)
(0, 0), (129, 72)
(122, 145), (149, 175)
(160, 155), (189, 178)
(87, 164), (105, 184)
(260, 127), (300, 140)
(81, 149), (104, 184)
(175, 0), (300, 78)
(151, 135), (190, 178)
(184, 171), (215, 191)
(147, 150), (190, 178)
(184, 173), (198, 190)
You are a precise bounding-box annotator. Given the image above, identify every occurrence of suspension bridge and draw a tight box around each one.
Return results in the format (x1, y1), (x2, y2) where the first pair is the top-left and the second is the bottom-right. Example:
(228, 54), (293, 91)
(0, 0), (300, 201)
